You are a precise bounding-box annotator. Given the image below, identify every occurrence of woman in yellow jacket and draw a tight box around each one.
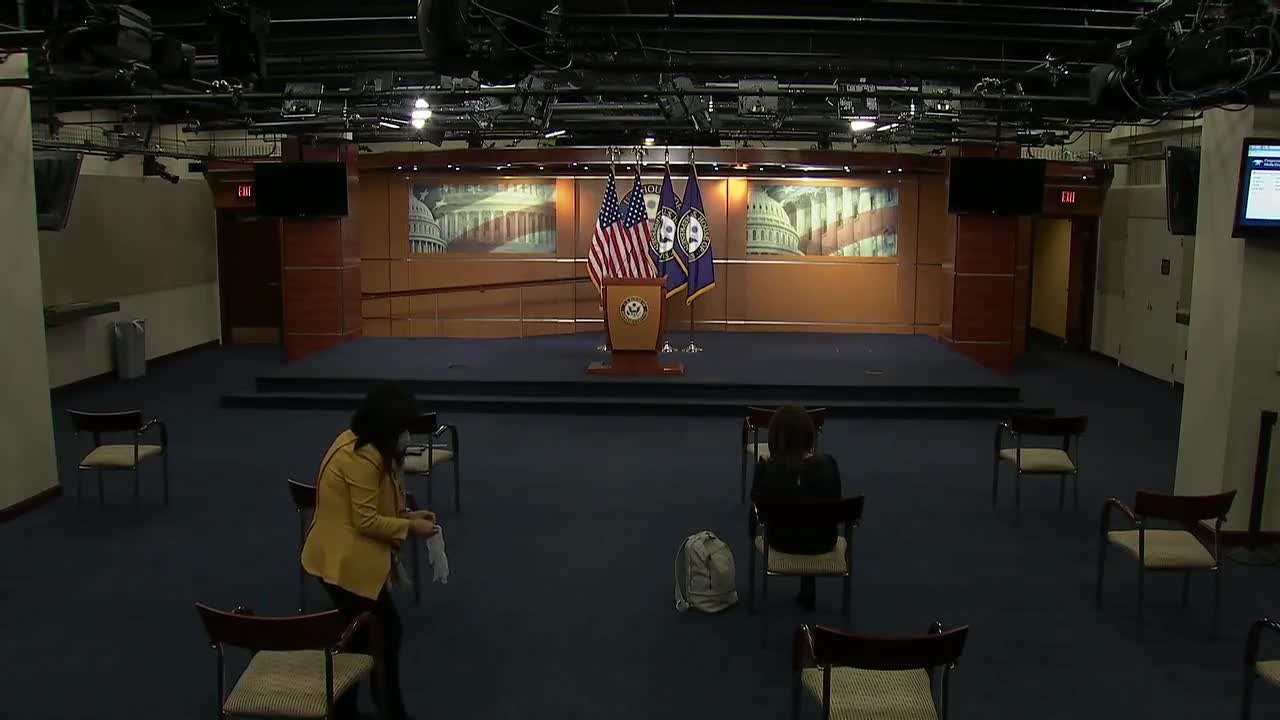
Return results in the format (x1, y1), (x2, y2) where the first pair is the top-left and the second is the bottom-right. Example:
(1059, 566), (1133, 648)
(302, 383), (438, 720)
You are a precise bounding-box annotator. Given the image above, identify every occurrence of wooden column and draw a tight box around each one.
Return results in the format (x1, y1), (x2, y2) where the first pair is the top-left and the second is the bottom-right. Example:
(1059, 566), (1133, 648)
(280, 140), (362, 360)
(941, 144), (1019, 374)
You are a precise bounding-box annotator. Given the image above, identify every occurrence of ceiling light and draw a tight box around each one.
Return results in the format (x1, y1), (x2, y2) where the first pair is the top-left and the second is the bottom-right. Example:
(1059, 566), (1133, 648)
(411, 117), (426, 130)
(849, 119), (877, 132)
(378, 120), (400, 130)
(396, 165), (403, 170)
(643, 135), (656, 146)
(414, 98), (428, 110)
(544, 128), (566, 138)
(897, 168), (903, 172)
(538, 166), (545, 170)
(734, 163), (749, 170)
(876, 122), (900, 132)
(843, 165), (851, 173)
(412, 165), (418, 171)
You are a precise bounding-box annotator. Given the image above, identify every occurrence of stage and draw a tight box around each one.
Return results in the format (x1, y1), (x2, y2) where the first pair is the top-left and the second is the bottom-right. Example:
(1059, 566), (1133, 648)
(221, 332), (1049, 417)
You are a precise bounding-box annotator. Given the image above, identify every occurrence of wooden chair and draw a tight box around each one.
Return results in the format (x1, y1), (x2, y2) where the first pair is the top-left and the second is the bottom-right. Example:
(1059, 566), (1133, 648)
(403, 412), (461, 512)
(1243, 618), (1280, 720)
(992, 415), (1087, 524)
(741, 406), (828, 503)
(791, 622), (968, 720)
(195, 603), (380, 720)
(1096, 490), (1236, 641)
(68, 409), (169, 507)
(288, 478), (423, 610)
(749, 496), (864, 646)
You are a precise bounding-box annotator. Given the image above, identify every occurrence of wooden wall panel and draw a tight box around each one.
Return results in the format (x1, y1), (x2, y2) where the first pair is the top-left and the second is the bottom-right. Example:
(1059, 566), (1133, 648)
(359, 175), (391, 259)
(364, 318), (392, 337)
(725, 262), (900, 325)
(917, 177), (948, 264)
(283, 220), (343, 267)
(284, 268), (342, 334)
(387, 176), (410, 260)
(915, 264), (943, 325)
(361, 260), (390, 294)
(954, 215), (1018, 274)
(951, 275), (1014, 342)
(405, 258), (577, 289)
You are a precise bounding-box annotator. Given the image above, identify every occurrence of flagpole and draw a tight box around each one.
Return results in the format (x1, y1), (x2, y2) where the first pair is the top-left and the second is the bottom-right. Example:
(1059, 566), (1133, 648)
(657, 144), (678, 354)
(596, 146), (620, 353)
(683, 146), (703, 354)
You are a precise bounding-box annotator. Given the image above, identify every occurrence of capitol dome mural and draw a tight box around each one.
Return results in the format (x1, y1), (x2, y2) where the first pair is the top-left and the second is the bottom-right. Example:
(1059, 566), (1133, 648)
(746, 183), (899, 257)
(409, 182), (557, 254)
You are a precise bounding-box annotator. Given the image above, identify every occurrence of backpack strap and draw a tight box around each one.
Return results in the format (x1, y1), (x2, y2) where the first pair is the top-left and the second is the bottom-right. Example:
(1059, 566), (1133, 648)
(674, 535), (693, 612)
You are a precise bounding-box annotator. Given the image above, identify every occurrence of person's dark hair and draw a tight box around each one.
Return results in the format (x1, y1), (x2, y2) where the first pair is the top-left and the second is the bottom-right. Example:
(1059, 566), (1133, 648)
(768, 405), (816, 475)
(351, 382), (418, 472)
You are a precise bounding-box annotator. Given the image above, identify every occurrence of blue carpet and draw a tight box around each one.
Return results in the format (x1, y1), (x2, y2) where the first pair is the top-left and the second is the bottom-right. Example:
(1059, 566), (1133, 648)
(3, 340), (1279, 719)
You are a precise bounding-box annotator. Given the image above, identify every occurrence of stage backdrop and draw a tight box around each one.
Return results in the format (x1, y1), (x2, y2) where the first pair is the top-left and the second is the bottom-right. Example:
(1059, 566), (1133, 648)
(359, 173), (947, 338)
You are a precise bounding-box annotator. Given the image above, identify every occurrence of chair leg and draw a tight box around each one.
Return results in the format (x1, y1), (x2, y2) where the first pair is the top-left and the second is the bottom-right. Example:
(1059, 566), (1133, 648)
(453, 461), (460, 513)
(1181, 572), (1191, 608)
(747, 546), (756, 613)
(426, 475), (434, 510)
(991, 460), (999, 510)
(133, 466), (141, 505)
(1072, 472), (1080, 512)
(1013, 472), (1021, 526)
(163, 452), (170, 507)
(76, 468), (83, 506)
(1243, 666), (1257, 720)
(1057, 474), (1065, 511)
(842, 574), (852, 623)
(1136, 566), (1146, 642)
(1095, 539), (1107, 610)
(761, 570), (769, 648)
(97, 470), (105, 508)
(1213, 569), (1222, 640)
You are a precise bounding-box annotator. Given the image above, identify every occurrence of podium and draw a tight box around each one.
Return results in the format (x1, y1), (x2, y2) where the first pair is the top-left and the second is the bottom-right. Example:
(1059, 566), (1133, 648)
(587, 277), (686, 376)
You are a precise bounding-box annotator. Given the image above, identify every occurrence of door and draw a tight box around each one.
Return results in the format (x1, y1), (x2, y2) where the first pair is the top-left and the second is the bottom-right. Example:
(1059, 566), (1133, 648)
(1120, 218), (1180, 382)
(1066, 219), (1097, 350)
(217, 209), (283, 344)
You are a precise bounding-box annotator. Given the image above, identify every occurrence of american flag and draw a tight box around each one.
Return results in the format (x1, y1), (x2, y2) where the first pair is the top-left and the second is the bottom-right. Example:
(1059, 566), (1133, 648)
(587, 168), (657, 294)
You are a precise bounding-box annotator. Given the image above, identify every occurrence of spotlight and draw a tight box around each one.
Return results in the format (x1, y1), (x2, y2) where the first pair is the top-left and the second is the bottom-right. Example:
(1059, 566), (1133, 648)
(538, 166), (545, 170)
(411, 117), (426, 130)
(411, 98), (431, 130)
(849, 119), (877, 132)
(378, 120), (401, 130)
(412, 165), (419, 171)
(414, 98), (428, 110)
(876, 122), (900, 132)
(843, 165), (851, 173)
(643, 135), (656, 146)
(544, 128), (566, 138)
(734, 163), (749, 170)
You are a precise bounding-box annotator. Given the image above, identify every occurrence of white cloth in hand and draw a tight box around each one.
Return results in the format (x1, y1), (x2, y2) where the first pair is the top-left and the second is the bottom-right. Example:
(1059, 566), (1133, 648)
(426, 527), (449, 584)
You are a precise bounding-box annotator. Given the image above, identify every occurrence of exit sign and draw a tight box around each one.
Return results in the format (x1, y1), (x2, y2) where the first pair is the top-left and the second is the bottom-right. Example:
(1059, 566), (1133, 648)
(1060, 190), (1076, 204)
(237, 184), (253, 199)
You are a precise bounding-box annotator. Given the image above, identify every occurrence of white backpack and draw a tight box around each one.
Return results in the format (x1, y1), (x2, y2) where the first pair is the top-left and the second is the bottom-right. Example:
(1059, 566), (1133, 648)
(674, 531), (738, 613)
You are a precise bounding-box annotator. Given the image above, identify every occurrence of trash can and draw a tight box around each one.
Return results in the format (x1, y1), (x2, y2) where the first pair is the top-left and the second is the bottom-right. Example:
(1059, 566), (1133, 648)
(113, 319), (146, 380)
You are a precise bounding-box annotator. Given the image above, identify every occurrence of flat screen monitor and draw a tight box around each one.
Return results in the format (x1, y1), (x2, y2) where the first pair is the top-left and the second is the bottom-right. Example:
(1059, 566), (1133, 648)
(34, 151), (83, 231)
(1165, 146), (1200, 236)
(948, 157), (1046, 215)
(1233, 138), (1280, 238)
(253, 162), (349, 217)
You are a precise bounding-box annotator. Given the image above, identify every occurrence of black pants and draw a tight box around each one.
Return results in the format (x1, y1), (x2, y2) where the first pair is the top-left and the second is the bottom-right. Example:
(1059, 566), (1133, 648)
(322, 582), (407, 720)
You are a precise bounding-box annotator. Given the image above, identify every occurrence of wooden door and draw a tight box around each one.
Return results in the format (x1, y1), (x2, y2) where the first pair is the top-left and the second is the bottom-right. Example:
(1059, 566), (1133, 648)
(1066, 219), (1097, 349)
(217, 209), (283, 344)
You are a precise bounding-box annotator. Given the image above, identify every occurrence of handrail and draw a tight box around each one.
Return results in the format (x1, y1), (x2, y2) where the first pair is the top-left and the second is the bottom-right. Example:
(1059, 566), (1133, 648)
(362, 276), (589, 300)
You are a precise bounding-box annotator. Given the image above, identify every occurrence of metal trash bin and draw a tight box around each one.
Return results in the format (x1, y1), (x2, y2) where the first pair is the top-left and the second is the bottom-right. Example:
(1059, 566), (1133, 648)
(113, 319), (146, 380)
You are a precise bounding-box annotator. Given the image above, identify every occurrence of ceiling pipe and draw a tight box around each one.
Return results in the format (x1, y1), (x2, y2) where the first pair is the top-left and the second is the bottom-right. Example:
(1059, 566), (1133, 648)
(554, 12), (1134, 33)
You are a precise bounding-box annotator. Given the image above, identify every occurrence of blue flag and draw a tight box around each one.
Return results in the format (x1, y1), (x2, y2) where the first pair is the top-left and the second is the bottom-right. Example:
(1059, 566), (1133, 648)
(652, 167), (688, 298)
(678, 164), (715, 303)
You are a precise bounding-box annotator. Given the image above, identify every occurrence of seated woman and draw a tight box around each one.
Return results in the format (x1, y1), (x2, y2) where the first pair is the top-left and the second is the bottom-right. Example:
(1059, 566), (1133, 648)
(302, 383), (439, 720)
(748, 405), (842, 610)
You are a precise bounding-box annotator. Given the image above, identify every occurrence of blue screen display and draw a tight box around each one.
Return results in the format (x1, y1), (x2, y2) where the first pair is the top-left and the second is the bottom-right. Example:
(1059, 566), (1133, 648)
(1236, 142), (1280, 233)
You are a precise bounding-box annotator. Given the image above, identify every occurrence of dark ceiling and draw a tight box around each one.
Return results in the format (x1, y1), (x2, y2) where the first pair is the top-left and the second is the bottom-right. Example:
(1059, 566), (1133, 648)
(0, 1), (1251, 148)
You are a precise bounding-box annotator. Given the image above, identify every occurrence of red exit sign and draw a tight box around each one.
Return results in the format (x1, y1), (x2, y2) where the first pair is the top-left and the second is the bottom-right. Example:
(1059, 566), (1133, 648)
(1060, 190), (1077, 204)
(237, 184), (253, 199)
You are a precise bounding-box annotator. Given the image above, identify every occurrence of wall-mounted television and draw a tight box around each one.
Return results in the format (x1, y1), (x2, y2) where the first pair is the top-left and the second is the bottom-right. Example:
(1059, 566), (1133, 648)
(34, 151), (83, 231)
(1233, 138), (1280, 238)
(1166, 146), (1200, 236)
(948, 157), (1046, 215)
(253, 161), (349, 217)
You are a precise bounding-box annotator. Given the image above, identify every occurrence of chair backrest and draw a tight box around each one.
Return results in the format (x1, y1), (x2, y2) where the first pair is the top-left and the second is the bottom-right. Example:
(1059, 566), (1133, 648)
(405, 411), (440, 436)
(746, 406), (828, 432)
(756, 496), (865, 527)
(1008, 415), (1088, 436)
(1134, 490), (1236, 524)
(803, 623), (969, 672)
(195, 604), (347, 652)
(68, 409), (143, 436)
(287, 478), (316, 510)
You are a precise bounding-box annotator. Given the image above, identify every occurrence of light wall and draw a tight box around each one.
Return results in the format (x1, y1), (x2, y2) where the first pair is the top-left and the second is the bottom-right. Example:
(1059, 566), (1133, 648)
(40, 148), (221, 388)
(0, 53), (58, 512)
(359, 173), (947, 337)
(1030, 219), (1071, 338)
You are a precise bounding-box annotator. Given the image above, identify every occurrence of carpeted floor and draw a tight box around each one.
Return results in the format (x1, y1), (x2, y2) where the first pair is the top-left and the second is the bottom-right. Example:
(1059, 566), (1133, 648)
(3, 340), (1279, 720)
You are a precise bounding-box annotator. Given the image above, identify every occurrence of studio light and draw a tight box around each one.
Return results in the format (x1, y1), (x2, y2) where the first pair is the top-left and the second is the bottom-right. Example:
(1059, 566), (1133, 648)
(378, 120), (401, 130)
(877, 122), (900, 132)
(643, 135), (656, 146)
(411, 118), (426, 129)
(849, 119), (877, 132)
(410, 98), (432, 131)
(544, 128), (566, 138)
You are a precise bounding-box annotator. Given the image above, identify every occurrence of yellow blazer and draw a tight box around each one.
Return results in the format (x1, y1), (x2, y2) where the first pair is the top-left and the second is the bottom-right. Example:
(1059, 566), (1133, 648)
(301, 430), (412, 600)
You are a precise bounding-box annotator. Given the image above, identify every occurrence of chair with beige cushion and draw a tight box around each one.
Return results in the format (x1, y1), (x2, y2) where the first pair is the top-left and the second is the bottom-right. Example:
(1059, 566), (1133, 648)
(1096, 490), (1236, 641)
(195, 603), (379, 720)
(1243, 618), (1280, 719)
(68, 409), (169, 507)
(791, 622), (968, 720)
(742, 406), (827, 503)
(749, 496), (863, 646)
(992, 415), (1087, 524)
(403, 412), (460, 512)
